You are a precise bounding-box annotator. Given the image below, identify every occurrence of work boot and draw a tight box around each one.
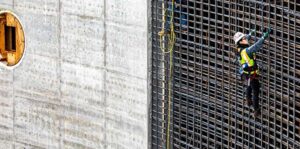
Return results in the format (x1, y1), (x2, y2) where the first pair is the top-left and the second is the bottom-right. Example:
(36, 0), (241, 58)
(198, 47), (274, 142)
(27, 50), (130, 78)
(254, 109), (261, 118)
(245, 98), (252, 107)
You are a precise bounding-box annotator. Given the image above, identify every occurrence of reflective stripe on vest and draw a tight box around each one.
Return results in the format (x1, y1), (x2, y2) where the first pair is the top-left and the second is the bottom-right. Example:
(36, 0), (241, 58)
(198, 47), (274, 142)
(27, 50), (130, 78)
(242, 69), (259, 75)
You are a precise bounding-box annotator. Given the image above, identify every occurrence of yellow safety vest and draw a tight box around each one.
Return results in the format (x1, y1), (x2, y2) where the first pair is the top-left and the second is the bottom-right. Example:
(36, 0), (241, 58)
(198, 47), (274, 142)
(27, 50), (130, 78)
(239, 48), (259, 75)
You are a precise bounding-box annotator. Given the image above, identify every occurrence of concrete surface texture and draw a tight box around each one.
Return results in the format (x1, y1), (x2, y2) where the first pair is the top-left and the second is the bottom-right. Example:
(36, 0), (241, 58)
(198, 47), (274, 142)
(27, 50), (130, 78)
(0, 0), (148, 148)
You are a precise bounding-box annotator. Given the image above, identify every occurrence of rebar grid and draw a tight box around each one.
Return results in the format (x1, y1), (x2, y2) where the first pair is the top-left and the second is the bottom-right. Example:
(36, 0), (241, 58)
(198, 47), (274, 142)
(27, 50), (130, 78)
(151, 0), (300, 149)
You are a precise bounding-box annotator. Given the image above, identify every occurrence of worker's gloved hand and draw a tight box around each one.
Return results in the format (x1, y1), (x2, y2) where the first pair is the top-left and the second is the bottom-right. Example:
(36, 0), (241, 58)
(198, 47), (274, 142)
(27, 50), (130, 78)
(249, 29), (255, 35)
(239, 67), (244, 80)
(239, 70), (244, 81)
(239, 67), (244, 75)
(262, 28), (271, 39)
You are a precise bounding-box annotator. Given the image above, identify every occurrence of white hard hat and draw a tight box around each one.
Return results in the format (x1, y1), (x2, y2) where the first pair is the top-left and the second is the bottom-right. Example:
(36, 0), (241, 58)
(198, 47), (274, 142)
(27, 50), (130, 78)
(233, 32), (245, 45)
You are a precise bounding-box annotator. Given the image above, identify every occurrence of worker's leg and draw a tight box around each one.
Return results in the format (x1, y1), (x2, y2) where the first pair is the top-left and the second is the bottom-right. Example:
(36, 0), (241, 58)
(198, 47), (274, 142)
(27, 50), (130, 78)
(246, 78), (252, 106)
(251, 78), (260, 114)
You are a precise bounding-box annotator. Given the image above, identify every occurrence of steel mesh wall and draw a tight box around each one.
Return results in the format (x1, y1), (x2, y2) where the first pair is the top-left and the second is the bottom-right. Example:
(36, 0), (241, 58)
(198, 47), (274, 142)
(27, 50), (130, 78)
(151, 0), (300, 149)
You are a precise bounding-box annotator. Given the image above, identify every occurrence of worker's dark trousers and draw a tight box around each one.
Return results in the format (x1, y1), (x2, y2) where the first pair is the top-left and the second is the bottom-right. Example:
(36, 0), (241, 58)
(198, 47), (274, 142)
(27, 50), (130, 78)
(246, 78), (260, 111)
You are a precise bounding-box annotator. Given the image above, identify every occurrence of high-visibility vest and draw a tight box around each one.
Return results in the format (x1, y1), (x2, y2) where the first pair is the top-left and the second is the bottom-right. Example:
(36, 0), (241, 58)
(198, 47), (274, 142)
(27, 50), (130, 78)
(239, 48), (259, 75)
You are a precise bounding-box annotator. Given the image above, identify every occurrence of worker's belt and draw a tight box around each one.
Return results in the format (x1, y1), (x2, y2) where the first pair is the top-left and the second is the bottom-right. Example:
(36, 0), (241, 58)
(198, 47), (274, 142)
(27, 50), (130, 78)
(243, 69), (259, 75)
(242, 68), (259, 80)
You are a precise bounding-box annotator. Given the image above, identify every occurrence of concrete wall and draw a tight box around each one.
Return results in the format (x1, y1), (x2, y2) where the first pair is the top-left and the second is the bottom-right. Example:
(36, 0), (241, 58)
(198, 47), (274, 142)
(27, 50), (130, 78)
(0, 0), (149, 148)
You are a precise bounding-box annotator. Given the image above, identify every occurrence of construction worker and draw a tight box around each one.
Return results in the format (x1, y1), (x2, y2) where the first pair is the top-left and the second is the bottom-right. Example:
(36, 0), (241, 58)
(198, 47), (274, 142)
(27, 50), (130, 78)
(233, 28), (271, 117)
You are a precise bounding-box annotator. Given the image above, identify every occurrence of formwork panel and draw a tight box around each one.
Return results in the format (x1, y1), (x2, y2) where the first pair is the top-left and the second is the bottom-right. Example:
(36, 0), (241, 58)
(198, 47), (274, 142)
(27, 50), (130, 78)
(151, 0), (300, 149)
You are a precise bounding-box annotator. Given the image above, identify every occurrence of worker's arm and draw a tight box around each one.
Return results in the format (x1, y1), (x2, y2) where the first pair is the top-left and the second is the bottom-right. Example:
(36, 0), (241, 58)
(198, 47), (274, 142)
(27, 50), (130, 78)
(245, 29), (255, 40)
(246, 37), (265, 53)
(247, 28), (271, 53)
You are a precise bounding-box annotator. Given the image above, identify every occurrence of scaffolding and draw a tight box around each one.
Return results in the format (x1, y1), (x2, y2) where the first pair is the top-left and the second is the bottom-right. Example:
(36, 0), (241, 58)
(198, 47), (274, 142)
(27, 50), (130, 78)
(151, 0), (300, 149)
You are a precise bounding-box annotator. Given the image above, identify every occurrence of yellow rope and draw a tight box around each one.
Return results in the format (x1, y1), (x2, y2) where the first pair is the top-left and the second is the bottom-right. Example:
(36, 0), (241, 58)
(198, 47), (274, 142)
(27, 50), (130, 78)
(166, 44), (173, 149)
(159, 1), (176, 54)
(158, 0), (176, 149)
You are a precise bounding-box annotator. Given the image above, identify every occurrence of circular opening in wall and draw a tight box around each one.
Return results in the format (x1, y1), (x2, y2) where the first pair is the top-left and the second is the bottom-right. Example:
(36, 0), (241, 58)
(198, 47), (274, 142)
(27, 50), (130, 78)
(0, 10), (25, 68)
